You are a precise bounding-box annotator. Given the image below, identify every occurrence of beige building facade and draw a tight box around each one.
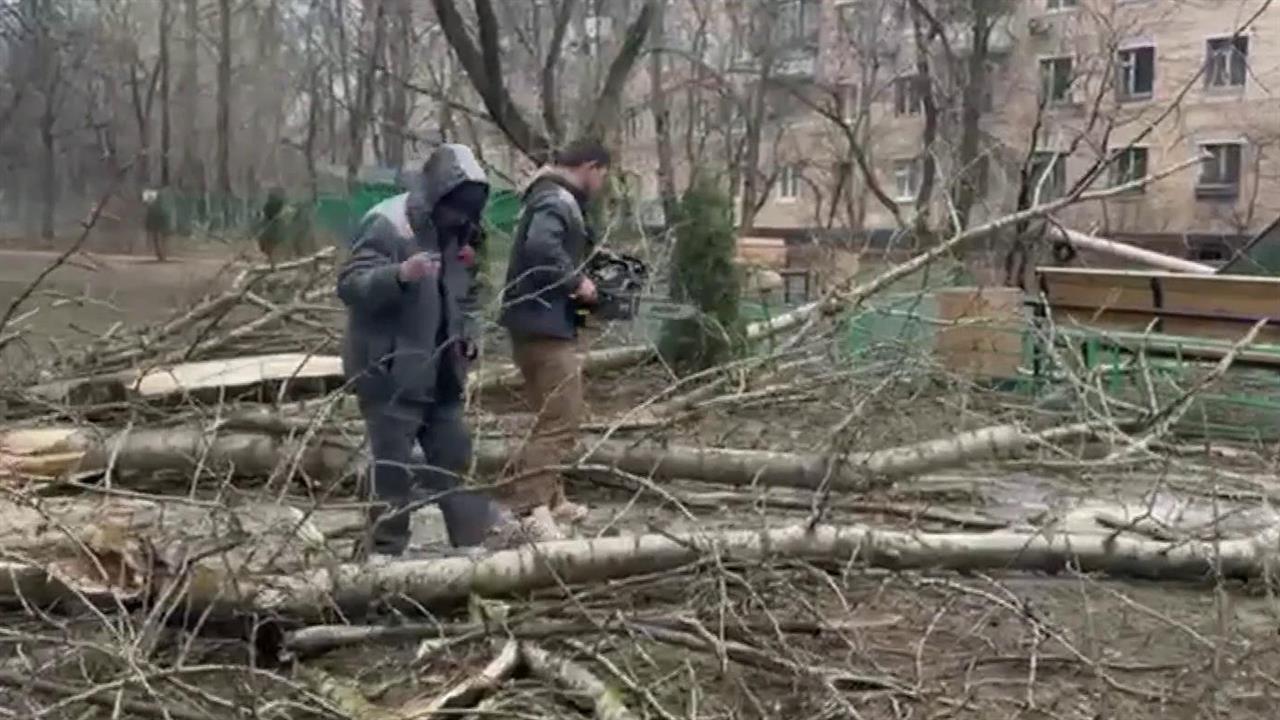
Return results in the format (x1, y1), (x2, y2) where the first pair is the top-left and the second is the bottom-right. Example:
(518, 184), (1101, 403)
(465, 0), (1276, 262)
(718, 0), (1280, 258)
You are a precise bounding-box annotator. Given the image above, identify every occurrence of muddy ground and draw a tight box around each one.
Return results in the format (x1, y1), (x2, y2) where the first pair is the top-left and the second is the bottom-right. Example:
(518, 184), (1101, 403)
(2, 245), (1280, 718)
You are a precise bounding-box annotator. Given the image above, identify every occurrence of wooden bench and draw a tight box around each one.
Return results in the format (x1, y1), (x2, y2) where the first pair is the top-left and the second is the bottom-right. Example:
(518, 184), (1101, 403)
(1031, 267), (1280, 370)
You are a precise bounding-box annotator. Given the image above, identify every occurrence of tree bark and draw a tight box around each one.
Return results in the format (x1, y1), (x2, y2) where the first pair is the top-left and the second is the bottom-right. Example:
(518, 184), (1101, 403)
(39, 94), (56, 241)
(303, 0), (321, 199)
(215, 0), (233, 200)
(159, 0), (172, 187)
(127, 50), (161, 190)
(908, 7), (938, 233)
(581, 0), (657, 141)
(383, 0), (412, 170)
(1, 420), (1102, 495)
(13, 518), (1273, 619)
(34, 0), (57, 241)
(179, 0), (201, 193)
(952, 0), (993, 232)
(557, 422), (1104, 492)
(430, 0), (658, 163)
(187, 523), (1280, 621)
(347, 0), (387, 185)
(647, 0), (678, 227)
(540, 0), (577, 145)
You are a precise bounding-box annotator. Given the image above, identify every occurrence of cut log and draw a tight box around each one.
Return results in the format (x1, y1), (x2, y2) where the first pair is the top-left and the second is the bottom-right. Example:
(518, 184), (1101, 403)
(229, 523), (1280, 620)
(0, 495), (332, 606)
(0, 425), (359, 483)
(2, 421), (1100, 494)
(27, 353), (346, 406)
(2, 502), (1276, 614)
(25, 344), (654, 409)
(519, 421), (1107, 492)
(470, 307), (801, 396)
(469, 344), (655, 394)
(1051, 226), (1217, 274)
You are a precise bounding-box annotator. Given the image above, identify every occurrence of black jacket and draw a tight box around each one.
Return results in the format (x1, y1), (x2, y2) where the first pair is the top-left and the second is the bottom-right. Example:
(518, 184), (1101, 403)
(337, 144), (488, 405)
(499, 171), (592, 340)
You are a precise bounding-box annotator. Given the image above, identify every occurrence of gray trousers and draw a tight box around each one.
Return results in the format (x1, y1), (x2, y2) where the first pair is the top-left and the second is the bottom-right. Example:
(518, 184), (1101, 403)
(362, 398), (497, 555)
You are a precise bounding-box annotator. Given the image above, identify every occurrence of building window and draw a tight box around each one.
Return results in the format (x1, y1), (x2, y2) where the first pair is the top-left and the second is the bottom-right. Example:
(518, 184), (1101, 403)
(1046, 0), (1078, 10)
(777, 164), (800, 200)
(893, 158), (920, 202)
(1193, 242), (1229, 262)
(838, 83), (859, 123)
(1029, 151), (1066, 201)
(779, 0), (819, 46)
(1117, 46), (1155, 100)
(1205, 36), (1248, 89)
(894, 75), (925, 116)
(1040, 57), (1075, 105)
(836, 0), (863, 37)
(625, 111), (643, 139)
(1110, 147), (1149, 190)
(1197, 142), (1242, 198)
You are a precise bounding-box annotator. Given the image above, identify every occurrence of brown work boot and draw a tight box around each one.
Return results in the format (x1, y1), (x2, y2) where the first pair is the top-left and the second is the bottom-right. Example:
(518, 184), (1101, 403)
(484, 506), (565, 550)
(550, 499), (589, 525)
(521, 505), (566, 541)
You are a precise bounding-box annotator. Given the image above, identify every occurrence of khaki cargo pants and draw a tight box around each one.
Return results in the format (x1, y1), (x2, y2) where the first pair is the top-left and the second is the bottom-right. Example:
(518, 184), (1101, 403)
(502, 337), (584, 513)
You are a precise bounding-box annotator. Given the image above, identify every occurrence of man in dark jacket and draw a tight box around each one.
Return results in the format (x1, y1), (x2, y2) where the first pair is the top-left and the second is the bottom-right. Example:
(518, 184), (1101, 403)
(338, 144), (497, 559)
(497, 138), (611, 540)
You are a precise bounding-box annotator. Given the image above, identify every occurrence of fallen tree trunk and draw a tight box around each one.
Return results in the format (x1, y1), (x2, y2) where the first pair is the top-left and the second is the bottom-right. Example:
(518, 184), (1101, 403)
(0, 425), (359, 483)
(1051, 226), (1216, 274)
(471, 308), (810, 396)
(3, 421), (1101, 493)
(469, 344), (654, 394)
(26, 353), (346, 407)
(515, 421), (1107, 492)
(228, 522), (1280, 620)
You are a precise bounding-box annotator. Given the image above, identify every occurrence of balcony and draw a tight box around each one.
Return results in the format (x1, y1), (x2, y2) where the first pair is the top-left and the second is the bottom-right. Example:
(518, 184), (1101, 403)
(774, 47), (818, 79)
(945, 15), (1016, 56)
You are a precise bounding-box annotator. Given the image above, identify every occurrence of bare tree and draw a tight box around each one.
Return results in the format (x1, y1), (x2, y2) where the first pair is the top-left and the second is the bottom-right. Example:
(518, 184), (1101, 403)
(158, 0), (172, 186)
(430, 0), (660, 163)
(215, 0), (232, 202)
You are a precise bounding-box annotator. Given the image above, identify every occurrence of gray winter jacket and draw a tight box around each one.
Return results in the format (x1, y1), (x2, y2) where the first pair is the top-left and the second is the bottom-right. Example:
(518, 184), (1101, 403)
(337, 144), (488, 405)
(498, 171), (592, 340)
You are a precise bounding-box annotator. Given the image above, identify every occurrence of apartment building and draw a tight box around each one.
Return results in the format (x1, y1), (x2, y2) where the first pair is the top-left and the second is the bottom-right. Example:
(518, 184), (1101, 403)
(730, 0), (1280, 259)
(460, 0), (1276, 263)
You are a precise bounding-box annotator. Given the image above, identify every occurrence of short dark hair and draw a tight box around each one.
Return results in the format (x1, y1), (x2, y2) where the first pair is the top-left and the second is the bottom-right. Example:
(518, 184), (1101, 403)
(554, 138), (611, 168)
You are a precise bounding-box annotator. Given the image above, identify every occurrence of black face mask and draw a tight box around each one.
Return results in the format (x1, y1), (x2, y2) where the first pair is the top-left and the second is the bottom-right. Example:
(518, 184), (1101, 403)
(432, 202), (474, 232)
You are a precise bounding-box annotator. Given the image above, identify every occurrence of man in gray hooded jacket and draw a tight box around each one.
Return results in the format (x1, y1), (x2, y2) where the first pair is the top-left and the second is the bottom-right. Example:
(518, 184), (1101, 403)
(338, 144), (497, 558)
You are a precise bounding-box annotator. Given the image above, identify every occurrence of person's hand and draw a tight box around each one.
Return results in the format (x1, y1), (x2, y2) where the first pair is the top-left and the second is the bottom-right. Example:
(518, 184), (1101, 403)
(572, 275), (598, 304)
(398, 252), (440, 283)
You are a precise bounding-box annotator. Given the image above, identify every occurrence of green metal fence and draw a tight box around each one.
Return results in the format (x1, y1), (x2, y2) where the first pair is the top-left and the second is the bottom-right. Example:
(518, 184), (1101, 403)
(163, 183), (523, 244)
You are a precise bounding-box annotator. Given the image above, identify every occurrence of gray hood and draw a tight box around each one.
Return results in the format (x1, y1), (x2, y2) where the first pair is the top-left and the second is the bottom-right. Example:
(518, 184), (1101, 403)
(406, 144), (490, 240)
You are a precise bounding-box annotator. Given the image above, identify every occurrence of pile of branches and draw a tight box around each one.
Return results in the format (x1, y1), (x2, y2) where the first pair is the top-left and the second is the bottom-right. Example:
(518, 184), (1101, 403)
(57, 250), (344, 377)
(2, 164), (1279, 715)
